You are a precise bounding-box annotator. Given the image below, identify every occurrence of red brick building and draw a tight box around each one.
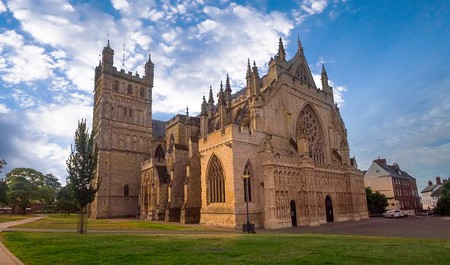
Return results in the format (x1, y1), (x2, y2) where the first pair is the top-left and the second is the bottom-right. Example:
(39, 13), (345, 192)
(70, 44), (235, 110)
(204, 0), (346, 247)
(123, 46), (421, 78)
(364, 158), (421, 213)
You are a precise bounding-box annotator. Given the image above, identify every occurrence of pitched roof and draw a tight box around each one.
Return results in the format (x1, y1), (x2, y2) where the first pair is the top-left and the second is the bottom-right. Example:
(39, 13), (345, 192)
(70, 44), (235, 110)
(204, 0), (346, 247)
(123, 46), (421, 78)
(421, 184), (439, 193)
(431, 185), (445, 197)
(376, 163), (415, 180)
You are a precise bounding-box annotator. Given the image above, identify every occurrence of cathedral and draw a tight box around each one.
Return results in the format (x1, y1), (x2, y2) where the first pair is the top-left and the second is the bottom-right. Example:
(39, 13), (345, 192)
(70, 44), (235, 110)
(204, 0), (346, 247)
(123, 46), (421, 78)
(89, 36), (369, 229)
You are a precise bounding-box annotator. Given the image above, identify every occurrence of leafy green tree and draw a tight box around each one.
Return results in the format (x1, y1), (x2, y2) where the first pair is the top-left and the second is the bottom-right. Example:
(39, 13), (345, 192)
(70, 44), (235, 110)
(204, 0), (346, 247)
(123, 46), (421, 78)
(55, 186), (78, 215)
(366, 187), (388, 216)
(44, 173), (62, 191)
(6, 168), (62, 213)
(0, 180), (8, 206)
(7, 176), (34, 214)
(66, 119), (99, 233)
(435, 181), (450, 216)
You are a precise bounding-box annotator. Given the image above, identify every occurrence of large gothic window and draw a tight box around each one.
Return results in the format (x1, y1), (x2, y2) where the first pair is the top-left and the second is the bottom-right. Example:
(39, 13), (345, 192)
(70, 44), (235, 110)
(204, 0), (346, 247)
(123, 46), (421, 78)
(207, 155), (225, 204)
(295, 105), (325, 163)
(243, 161), (252, 202)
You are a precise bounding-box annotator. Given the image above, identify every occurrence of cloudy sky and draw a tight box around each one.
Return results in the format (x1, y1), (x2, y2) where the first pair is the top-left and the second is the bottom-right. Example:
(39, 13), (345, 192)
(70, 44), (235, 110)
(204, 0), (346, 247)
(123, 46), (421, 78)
(0, 0), (449, 191)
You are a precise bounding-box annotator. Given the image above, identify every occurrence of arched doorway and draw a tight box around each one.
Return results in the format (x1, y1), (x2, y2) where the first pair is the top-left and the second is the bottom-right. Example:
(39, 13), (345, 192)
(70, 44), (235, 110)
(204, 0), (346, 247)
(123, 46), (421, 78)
(325, 195), (334, 222)
(290, 200), (297, 227)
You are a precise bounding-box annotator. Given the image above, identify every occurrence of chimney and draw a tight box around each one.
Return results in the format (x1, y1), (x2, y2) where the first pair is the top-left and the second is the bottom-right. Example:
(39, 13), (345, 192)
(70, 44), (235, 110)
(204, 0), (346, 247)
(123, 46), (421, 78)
(374, 157), (386, 166)
(392, 162), (400, 172)
(428, 180), (433, 186)
(436, 176), (442, 185)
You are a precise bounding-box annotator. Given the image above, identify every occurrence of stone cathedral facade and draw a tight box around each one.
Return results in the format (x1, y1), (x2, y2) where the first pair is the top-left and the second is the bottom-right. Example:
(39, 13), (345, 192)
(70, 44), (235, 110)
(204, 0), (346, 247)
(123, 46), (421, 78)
(91, 37), (369, 229)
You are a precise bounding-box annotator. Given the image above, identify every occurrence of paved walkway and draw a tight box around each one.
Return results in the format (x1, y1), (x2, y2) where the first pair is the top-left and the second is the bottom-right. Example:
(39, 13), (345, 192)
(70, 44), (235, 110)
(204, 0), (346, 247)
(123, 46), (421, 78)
(0, 216), (45, 265)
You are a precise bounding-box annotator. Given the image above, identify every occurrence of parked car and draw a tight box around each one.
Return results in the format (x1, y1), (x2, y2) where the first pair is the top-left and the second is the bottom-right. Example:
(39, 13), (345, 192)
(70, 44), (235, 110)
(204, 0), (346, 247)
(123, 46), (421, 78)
(382, 210), (407, 218)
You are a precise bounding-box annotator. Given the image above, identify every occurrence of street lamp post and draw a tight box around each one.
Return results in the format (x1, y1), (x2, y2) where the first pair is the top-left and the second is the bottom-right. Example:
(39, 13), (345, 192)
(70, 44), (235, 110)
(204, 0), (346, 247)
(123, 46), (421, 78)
(242, 174), (250, 234)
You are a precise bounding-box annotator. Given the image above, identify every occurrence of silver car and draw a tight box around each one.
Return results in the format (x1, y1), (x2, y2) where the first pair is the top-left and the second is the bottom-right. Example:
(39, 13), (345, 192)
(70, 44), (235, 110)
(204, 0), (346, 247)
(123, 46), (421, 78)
(382, 210), (406, 218)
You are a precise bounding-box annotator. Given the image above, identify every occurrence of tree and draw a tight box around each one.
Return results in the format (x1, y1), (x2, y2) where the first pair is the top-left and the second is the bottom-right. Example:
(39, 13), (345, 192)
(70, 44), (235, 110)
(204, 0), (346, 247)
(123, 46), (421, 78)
(435, 181), (450, 216)
(55, 186), (78, 215)
(7, 176), (34, 214)
(366, 187), (388, 216)
(0, 160), (7, 206)
(66, 119), (99, 233)
(0, 180), (8, 206)
(5, 168), (61, 213)
(44, 173), (62, 191)
(0, 159), (6, 174)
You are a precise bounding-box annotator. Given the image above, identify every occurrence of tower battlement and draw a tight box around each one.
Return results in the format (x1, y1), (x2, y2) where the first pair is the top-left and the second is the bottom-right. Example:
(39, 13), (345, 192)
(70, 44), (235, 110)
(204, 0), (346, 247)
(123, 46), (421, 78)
(113, 67), (146, 82)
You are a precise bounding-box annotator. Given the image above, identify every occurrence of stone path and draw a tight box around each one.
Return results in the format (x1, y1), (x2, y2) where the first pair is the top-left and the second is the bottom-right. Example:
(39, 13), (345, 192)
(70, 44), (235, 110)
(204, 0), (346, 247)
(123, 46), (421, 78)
(0, 216), (45, 265)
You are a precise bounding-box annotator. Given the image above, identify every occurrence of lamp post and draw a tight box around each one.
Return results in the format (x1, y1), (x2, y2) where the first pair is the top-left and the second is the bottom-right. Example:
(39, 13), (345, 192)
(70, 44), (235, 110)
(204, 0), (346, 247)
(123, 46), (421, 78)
(242, 174), (250, 233)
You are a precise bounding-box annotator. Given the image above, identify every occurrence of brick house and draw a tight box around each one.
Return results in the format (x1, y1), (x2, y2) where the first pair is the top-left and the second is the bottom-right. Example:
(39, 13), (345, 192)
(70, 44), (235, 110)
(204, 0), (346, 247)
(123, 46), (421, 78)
(364, 158), (421, 213)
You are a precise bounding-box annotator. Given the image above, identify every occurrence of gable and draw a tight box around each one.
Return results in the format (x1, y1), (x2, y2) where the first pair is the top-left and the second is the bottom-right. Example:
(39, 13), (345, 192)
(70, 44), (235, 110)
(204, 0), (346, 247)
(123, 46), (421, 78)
(364, 162), (390, 179)
(286, 50), (317, 89)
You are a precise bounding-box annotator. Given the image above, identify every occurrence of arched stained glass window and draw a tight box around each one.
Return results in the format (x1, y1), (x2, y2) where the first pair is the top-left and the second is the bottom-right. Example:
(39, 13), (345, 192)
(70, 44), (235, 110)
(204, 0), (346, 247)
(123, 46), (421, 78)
(207, 155), (225, 204)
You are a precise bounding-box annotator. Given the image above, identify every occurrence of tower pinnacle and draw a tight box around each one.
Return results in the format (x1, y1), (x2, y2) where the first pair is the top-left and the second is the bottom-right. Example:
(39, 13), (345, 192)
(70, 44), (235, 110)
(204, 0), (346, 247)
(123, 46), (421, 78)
(277, 37), (286, 61)
(297, 34), (303, 53)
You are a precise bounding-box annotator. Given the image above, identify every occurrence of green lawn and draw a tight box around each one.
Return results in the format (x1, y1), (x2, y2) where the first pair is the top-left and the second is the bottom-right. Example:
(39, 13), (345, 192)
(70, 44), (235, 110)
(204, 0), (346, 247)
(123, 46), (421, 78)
(14, 214), (200, 230)
(1, 232), (449, 265)
(0, 214), (36, 223)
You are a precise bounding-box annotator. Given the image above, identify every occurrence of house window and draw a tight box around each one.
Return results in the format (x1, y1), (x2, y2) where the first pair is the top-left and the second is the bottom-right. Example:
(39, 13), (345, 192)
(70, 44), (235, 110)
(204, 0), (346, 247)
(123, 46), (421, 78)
(140, 87), (145, 98)
(207, 155), (225, 204)
(127, 84), (133, 94)
(114, 81), (119, 91)
(124, 184), (129, 197)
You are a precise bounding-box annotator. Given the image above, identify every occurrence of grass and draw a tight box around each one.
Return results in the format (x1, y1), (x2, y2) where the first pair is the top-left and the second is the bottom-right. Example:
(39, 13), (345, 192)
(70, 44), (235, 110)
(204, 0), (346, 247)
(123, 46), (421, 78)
(0, 214), (36, 223)
(14, 214), (200, 230)
(1, 232), (450, 265)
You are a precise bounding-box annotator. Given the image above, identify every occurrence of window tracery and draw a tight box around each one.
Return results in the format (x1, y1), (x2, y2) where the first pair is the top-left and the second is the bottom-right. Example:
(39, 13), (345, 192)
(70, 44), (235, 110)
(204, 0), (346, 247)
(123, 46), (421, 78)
(207, 155), (225, 204)
(295, 105), (325, 163)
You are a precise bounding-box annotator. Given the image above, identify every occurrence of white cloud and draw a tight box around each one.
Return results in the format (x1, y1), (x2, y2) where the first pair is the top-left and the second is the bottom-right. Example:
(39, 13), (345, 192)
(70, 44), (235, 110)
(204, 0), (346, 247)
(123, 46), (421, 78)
(301, 0), (329, 15)
(0, 104), (10, 113)
(0, 42), (55, 84)
(26, 103), (92, 139)
(112, 0), (130, 11)
(11, 89), (36, 108)
(0, 1), (6, 13)
(147, 2), (294, 114)
(197, 19), (217, 35)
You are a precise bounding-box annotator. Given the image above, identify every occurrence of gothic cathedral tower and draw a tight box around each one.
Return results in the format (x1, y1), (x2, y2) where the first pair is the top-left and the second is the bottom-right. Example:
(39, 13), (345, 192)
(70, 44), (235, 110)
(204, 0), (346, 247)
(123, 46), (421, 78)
(90, 41), (154, 218)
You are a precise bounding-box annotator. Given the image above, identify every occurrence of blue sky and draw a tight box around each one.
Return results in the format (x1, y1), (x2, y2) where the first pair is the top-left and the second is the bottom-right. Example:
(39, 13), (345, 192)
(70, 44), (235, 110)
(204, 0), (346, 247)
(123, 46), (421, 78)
(0, 0), (449, 192)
